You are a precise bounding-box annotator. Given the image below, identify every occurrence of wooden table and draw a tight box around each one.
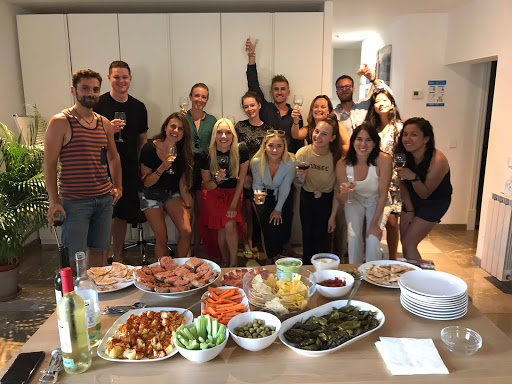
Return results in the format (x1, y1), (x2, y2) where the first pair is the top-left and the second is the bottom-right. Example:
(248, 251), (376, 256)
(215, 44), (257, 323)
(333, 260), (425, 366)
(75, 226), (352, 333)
(2, 265), (512, 383)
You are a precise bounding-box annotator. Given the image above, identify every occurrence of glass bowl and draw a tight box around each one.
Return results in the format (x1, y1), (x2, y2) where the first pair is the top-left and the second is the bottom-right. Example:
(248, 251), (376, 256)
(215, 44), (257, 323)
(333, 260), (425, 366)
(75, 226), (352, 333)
(441, 326), (482, 355)
(242, 269), (316, 319)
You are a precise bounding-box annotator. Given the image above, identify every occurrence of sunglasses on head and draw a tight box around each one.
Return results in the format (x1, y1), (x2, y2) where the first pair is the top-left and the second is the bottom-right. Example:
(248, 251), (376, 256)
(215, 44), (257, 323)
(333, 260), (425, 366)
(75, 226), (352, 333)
(267, 129), (286, 137)
(194, 135), (200, 149)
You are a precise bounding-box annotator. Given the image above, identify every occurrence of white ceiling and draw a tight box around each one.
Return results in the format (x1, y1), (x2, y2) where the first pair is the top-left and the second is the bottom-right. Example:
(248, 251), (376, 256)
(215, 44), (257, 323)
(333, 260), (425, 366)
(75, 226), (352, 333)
(11, 0), (473, 49)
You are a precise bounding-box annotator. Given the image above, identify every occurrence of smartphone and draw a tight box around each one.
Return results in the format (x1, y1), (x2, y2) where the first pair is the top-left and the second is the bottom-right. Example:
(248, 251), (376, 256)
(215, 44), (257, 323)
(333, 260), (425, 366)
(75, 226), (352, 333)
(1, 351), (45, 384)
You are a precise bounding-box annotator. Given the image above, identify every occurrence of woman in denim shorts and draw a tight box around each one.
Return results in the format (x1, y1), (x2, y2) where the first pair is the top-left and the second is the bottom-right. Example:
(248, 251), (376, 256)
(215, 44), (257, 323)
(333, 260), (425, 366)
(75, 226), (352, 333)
(139, 112), (194, 258)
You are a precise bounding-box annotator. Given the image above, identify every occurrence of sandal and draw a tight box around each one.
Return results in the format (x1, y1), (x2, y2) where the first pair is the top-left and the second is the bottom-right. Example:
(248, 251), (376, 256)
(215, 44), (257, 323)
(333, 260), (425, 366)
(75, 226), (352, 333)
(243, 250), (254, 259)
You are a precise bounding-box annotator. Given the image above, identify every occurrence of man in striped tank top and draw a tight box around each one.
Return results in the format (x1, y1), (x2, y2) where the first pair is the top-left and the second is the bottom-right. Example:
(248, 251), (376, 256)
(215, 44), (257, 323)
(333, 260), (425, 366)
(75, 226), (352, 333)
(44, 69), (122, 268)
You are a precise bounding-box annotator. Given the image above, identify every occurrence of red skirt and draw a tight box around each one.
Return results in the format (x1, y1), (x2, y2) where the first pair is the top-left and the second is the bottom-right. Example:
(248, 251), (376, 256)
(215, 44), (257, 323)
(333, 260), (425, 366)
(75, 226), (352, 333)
(199, 187), (245, 260)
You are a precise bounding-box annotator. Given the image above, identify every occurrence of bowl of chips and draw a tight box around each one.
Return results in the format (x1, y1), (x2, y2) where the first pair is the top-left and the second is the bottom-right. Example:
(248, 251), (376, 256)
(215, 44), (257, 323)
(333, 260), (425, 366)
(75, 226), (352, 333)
(242, 270), (316, 319)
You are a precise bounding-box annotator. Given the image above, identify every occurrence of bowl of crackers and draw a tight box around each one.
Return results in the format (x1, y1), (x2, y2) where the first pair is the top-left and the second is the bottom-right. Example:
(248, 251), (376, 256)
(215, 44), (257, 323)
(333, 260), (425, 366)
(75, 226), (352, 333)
(357, 260), (420, 288)
(87, 262), (135, 292)
(242, 269), (316, 319)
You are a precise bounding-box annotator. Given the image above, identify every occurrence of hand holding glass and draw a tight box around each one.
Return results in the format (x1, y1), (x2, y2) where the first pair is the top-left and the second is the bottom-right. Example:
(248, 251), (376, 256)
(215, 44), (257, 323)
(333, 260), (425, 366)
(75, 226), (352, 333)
(179, 96), (189, 111)
(293, 94), (303, 109)
(166, 146), (177, 174)
(254, 187), (267, 205)
(114, 112), (126, 142)
(394, 153), (407, 180)
(296, 160), (310, 185)
(218, 155), (229, 181)
(343, 174), (356, 190)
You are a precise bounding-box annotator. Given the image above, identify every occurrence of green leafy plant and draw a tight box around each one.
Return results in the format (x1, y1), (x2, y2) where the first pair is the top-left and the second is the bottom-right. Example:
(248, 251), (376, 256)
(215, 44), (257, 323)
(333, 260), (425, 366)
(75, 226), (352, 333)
(0, 108), (48, 266)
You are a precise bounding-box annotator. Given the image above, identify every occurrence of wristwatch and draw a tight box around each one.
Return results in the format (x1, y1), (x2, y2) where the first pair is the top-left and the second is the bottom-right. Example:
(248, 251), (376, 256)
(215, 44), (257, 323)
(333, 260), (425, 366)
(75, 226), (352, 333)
(411, 174), (420, 182)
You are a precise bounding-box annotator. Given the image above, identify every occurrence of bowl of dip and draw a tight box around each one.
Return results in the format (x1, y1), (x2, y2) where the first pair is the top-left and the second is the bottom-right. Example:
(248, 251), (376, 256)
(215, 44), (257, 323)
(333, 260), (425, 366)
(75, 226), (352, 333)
(311, 253), (340, 272)
(275, 258), (302, 279)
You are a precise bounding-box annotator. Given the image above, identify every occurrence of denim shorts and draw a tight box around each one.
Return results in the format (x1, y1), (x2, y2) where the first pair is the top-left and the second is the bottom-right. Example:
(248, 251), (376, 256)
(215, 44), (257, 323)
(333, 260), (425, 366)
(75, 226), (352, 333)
(139, 191), (181, 211)
(61, 193), (113, 259)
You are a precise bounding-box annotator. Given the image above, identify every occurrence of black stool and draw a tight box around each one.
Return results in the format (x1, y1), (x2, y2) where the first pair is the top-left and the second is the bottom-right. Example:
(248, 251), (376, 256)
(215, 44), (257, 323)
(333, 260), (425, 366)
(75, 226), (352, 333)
(123, 211), (174, 265)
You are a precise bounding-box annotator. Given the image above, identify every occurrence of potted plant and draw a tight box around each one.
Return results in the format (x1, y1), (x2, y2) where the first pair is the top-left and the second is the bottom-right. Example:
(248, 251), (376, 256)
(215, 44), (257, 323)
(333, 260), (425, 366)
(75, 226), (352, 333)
(0, 107), (48, 300)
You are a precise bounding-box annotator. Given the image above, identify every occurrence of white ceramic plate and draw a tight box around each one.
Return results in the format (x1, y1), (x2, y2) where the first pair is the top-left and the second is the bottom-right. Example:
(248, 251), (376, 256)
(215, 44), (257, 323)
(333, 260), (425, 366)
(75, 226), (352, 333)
(400, 298), (468, 320)
(358, 260), (421, 289)
(400, 295), (467, 314)
(398, 270), (468, 297)
(200, 286), (250, 315)
(133, 258), (221, 298)
(97, 307), (193, 362)
(92, 265), (135, 294)
(399, 284), (468, 304)
(279, 300), (385, 357)
(400, 294), (468, 310)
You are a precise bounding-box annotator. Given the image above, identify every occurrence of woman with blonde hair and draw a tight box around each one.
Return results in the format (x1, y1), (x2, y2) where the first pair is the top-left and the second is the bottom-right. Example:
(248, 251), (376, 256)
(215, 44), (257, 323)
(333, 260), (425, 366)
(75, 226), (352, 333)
(199, 118), (249, 267)
(251, 130), (296, 262)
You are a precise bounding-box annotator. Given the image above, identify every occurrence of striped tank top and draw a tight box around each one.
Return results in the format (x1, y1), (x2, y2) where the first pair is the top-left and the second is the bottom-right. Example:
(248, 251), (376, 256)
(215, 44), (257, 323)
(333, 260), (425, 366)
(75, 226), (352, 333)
(59, 109), (112, 199)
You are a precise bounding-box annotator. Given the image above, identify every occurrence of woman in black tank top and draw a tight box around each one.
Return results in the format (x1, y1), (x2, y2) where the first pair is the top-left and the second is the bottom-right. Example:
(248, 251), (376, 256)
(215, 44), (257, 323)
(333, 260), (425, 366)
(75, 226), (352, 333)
(395, 117), (452, 260)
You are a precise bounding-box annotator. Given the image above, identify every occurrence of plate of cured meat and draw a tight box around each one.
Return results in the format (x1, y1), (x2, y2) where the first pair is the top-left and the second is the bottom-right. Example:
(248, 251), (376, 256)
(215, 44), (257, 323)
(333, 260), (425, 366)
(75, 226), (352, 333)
(221, 267), (267, 289)
(133, 257), (220, 298)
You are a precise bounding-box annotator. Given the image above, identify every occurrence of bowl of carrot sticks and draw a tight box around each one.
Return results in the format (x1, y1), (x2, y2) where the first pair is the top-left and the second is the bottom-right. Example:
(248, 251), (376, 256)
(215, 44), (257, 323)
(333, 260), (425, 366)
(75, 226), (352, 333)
(201, 286), (250, 326)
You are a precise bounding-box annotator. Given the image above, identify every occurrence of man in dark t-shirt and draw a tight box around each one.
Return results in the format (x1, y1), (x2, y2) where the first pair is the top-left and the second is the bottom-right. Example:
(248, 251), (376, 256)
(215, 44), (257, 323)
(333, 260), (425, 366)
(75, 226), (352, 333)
(94, 60), (148, 263)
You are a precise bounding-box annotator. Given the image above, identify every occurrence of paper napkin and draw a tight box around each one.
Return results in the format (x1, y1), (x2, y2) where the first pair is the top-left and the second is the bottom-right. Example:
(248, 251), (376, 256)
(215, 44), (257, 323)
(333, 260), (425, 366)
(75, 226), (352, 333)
(375, 337), (449, 375)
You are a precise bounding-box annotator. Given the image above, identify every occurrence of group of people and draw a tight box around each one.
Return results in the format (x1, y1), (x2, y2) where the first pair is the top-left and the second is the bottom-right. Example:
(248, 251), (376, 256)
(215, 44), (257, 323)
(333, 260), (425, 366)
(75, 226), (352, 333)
(44, 38), (452, 269)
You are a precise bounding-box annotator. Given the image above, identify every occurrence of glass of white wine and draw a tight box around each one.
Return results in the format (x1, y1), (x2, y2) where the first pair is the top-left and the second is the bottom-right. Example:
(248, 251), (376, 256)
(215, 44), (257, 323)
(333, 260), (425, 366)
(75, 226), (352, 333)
(345, 174), (356, 190)
(179, 96), (189, 112)
(167, 146), (177, 174)
(114, 111), (126, 142)
(293, 94), (303, 109)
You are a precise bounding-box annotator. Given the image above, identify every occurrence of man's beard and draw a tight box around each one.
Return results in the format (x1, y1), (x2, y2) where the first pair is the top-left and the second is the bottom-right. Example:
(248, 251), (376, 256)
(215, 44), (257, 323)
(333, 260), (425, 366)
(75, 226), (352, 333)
(338, 93), (353, 103)
(77, 95), (98, 108)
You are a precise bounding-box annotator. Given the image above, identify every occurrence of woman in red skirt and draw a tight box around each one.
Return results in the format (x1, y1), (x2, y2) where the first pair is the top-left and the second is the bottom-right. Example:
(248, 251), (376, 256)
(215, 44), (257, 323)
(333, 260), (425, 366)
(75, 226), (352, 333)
(200, 118), (249, 267)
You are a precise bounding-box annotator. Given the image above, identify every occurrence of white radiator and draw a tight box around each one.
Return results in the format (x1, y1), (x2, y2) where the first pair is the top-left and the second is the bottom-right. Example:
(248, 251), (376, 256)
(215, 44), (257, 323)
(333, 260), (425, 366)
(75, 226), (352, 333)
(481, 193), (512, 281)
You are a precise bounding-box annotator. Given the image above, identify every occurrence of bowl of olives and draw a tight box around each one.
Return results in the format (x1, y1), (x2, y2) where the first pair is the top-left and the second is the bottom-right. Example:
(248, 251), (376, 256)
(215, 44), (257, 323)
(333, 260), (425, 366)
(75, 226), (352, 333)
(227, 311), (281, 351)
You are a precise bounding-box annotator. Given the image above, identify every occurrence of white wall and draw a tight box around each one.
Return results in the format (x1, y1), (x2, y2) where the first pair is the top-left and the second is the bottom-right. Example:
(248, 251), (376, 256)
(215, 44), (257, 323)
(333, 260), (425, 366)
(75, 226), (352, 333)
(444, 0), (512, 259)
(0, 1), (26, 132)
(360, 13), (487, 225)
(331, 47), (361, 102)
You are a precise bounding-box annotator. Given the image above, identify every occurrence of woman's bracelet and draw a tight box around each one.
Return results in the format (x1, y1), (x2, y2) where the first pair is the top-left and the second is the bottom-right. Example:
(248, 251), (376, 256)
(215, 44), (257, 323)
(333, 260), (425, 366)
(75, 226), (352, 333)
(247, 52), (255, 57)
(155, 170), (162, 177)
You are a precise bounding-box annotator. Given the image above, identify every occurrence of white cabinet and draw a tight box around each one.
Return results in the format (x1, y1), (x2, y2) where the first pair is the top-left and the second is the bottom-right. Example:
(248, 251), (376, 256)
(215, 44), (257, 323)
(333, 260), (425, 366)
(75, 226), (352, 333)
(118, 14), (172, 136)
(16, 14), (73, 122)
(220, 13), (273, 122)
(67, 14), (120, 91)
(274, 12), (324, 116)
(169, 13), (222, 120)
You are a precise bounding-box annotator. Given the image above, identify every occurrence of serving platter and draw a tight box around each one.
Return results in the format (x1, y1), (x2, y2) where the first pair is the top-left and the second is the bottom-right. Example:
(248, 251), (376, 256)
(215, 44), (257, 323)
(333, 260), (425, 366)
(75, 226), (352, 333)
(133, 258), (221, 298)
(358, 260), (421, 289)
(97, 307), (193, 362)
(95, 265), (136, 294)
(278, 300), (385, 357)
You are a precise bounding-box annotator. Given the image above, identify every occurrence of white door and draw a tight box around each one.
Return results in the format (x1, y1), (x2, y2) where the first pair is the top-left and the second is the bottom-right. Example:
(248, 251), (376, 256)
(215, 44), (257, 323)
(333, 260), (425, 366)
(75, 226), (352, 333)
(220, 13), (273, 123)
(16, 14), (73, 123)
(67, 14), (120, 94)
(169, 13), (222, 120)
(274, 12), (324, 116)
(118, 13), (172, 137)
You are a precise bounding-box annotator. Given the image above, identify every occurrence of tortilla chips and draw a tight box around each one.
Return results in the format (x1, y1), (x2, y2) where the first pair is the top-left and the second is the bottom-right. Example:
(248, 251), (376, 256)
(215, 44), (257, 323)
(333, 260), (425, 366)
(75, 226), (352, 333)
(87, 262), (134, 287)
(365, 264), (415, 286)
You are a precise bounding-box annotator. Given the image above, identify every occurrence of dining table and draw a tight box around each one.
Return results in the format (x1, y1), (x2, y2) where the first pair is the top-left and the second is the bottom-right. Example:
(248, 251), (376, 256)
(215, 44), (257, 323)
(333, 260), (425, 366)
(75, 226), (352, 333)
(2, 264), (512, 383)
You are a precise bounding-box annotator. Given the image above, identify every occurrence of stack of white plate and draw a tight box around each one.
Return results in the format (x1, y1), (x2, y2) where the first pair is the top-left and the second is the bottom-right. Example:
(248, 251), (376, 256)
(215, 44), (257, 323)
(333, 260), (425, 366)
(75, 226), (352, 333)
(398, 270), (468, 320)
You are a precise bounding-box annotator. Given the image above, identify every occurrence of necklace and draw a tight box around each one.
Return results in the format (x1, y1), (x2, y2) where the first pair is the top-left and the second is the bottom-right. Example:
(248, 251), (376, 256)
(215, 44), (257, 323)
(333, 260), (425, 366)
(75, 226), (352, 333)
(73, 108), (95, 125)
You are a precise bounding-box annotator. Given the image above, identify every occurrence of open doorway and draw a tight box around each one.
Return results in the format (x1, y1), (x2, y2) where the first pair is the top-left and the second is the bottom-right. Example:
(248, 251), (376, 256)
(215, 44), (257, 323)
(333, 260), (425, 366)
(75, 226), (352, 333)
(474, 60), (497, 229)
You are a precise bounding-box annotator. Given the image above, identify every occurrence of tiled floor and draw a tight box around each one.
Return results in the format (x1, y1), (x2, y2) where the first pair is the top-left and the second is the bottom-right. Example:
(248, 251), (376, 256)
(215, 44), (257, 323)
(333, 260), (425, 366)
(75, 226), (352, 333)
(1, 227), (511, 370)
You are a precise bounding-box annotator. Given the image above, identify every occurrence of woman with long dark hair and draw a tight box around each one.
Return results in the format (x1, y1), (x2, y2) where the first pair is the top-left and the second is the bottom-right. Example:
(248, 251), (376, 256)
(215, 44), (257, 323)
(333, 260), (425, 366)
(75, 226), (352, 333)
(251, 130), (296, 262)
(199, 118), (249, 267)
(295, 113), (342, 265)
(364, 89), (402, 259)
(395, 117), (452, 259)
(139, 112), (193, 258)
(336, 123), (393, 264)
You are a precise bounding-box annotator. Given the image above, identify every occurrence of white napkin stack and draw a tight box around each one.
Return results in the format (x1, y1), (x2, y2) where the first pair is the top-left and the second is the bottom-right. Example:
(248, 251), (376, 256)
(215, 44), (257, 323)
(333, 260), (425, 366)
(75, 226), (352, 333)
(375, 337), (449, 375)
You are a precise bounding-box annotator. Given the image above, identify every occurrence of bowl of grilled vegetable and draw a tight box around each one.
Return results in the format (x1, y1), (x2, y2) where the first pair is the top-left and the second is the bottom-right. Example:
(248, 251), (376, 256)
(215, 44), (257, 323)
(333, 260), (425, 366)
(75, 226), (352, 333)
(279, 300), (385, 357)
(172, 314), (229, 363)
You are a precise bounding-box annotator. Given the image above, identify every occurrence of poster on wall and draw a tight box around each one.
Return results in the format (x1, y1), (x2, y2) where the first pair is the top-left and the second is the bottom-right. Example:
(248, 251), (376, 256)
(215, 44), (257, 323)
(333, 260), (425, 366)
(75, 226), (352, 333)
(427, 80), (446, 107)
(376, 45), (392, 84)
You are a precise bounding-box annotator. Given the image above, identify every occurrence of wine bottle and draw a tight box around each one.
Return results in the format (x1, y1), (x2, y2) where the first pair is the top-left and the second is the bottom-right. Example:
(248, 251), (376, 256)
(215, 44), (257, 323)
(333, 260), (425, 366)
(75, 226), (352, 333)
(54, 245), (70, 304)
(57, 267), (92, 374)
(74, 252), (102, 346)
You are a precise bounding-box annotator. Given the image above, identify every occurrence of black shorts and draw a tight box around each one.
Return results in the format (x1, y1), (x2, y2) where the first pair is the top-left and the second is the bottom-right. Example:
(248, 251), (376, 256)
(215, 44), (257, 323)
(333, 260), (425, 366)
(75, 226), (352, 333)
(406, 198), (451, 223)
(190, 153), (203, 192)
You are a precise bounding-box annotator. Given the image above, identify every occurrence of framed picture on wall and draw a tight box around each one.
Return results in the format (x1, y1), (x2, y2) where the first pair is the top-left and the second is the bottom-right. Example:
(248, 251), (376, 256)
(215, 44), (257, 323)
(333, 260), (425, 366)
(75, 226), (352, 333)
(376, 45), (392, 83)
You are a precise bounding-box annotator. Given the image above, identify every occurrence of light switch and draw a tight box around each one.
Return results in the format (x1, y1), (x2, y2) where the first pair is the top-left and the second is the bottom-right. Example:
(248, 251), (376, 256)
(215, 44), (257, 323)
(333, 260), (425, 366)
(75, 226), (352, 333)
(412, 90), (424, 100)
(449, 139), (457, 148)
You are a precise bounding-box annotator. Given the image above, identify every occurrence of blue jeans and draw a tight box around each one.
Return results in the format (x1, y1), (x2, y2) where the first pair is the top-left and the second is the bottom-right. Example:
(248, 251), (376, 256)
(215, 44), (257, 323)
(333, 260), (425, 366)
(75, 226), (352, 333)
(61, 194), (113, 260)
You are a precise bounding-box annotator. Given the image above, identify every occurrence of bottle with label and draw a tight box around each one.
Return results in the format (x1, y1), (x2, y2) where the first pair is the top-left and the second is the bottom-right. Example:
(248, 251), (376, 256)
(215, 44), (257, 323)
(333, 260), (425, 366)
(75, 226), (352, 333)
(54, 245), (70, 304)
(57, 267), (92, 374)
(74, 252), (102, 346)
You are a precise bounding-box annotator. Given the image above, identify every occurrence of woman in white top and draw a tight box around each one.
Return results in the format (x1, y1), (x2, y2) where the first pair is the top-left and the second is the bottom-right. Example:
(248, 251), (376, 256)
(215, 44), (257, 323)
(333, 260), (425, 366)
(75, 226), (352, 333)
(251, 130), (296, 262)
(336, 123), (393, 264)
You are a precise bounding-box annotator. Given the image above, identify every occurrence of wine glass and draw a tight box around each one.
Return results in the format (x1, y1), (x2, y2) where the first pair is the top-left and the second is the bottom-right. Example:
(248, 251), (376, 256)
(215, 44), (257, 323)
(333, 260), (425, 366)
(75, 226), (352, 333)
(166, 146), (177, 174)
(254, 187), (267, 205)
(394, 153), (406, 169)
(345, 174), (356, 190)
(218, 155), (229, 181)
(114, 112), (126, 142)
(296, 160), (310, 185)
(179, 96), (189, 112)
(293, 94), (303, 110)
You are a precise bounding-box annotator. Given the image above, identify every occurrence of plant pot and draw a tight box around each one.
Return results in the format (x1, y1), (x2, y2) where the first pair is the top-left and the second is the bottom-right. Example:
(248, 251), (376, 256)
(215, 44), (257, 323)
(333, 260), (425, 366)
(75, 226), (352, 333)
(0, 262), (21, 301)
